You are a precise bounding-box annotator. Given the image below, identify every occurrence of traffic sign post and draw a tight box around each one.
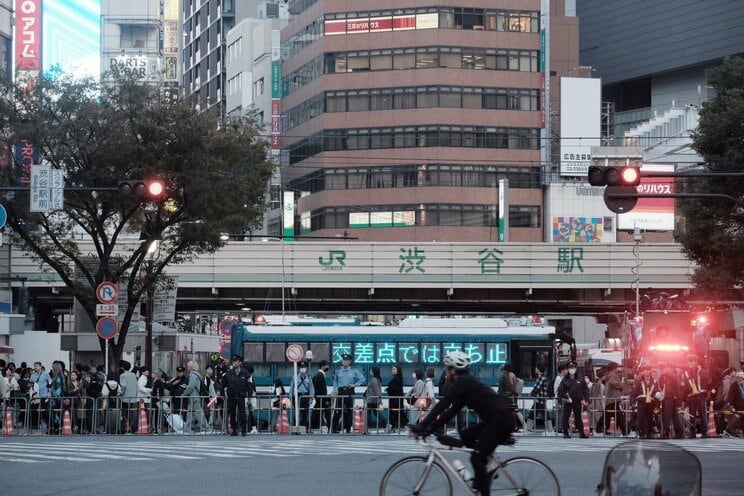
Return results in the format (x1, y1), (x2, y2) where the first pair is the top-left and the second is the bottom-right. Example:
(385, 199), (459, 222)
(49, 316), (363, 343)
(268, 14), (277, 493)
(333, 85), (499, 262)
(286, 344), (306, 434)
(97, 317), (119, 376)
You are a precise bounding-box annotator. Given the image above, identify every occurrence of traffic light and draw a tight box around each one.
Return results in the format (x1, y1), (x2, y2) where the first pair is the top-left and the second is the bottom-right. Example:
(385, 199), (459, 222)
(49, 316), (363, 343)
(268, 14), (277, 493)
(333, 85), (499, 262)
(118, 178), (166, 201)
(587, 165), (641, 187)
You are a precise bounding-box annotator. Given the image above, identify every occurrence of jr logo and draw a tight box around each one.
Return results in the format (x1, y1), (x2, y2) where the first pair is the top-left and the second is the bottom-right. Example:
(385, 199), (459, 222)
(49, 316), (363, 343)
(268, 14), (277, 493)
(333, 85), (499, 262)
(319, 250), (346, 270)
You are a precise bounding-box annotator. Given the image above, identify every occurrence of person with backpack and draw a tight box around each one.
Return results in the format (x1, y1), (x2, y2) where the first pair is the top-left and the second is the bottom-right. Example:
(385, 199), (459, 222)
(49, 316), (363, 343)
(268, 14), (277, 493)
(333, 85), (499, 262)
(84, 363), (105, 434)
(182, 360), (210, 434)
(102, 372), (122, 434)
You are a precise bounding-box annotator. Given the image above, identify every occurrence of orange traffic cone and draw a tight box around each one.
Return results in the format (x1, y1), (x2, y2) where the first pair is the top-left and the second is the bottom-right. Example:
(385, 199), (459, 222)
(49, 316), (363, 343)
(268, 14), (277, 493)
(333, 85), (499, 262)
(570, 412), (577, 433)
(608, 416), (618, 435)
(707, 402), (718, 438)
(582, 409), (591, 437)
(62, 410), (72, 435)
(354, 407), (366, 434)
(138, 399), (150, 435)
(3, 406), (13, 436)
(276, 408), (290, 434)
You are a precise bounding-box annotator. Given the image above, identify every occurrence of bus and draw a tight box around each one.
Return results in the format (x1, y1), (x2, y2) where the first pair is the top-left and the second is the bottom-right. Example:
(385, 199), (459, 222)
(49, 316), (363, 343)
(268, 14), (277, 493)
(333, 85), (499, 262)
(230, 316), (558, 388)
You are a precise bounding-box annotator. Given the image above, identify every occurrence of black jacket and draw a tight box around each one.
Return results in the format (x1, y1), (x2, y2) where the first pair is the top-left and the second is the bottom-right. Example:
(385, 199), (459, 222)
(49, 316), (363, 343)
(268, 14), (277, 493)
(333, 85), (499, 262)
(420, 372), (511, 430)
(387, 375), (404, 397)
(557, 374), (589, 403)
(312, 370), (328, 397)
(221, 366), (251, 398)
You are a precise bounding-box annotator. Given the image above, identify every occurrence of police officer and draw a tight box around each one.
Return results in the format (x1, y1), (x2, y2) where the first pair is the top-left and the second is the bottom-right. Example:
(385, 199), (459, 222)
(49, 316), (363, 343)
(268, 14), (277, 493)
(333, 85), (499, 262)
(221, 355), (251, 436)
(332, 353), (365, 433)
(290, 360), (315, 432)
(632, 365), (659, 439)
(658, 362), (684, 439)
(683, 354), (710, 438)
(557, 361), (589, 438)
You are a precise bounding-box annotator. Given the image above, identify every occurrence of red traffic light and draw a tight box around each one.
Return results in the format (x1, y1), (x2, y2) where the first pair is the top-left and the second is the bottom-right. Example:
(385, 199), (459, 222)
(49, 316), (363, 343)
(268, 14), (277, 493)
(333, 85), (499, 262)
(118, 178), (166, 200)
(587, 165), (641, 187)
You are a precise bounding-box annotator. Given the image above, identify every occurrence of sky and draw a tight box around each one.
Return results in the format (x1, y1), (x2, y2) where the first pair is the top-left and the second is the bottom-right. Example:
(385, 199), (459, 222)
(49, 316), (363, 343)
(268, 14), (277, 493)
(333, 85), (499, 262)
(42, 0), (101, 78)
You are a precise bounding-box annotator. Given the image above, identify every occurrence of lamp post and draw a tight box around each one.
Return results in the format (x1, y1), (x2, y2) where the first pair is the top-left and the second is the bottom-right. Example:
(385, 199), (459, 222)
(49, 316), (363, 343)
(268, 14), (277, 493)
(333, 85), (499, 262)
(144, 238), (159, 372)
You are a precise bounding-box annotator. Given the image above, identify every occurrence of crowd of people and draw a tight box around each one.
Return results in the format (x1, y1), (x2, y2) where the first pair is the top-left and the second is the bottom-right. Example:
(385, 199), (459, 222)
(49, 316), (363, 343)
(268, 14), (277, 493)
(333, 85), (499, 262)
(2, 352), (744, 439)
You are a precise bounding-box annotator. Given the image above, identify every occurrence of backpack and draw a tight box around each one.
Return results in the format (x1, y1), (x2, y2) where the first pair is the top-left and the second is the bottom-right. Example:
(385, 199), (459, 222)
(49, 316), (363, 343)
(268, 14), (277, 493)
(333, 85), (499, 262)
(199, 375), (209, 397)
(87, 371), (104, 398)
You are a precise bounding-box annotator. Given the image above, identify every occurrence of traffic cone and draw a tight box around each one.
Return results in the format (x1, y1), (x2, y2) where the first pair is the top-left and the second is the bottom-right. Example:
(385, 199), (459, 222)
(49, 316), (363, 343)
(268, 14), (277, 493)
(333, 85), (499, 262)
(570, 412), (577, 433)
(582, 409), (591, 437)
(138, 399), (150, 435)
(608, 416), (618, 435)
(3, 406), (13, 436)
(62, 410), (72, 435)
(354, 407), (365, 434)
(707, 402), (718, 438)
(276, 408), (290, 434)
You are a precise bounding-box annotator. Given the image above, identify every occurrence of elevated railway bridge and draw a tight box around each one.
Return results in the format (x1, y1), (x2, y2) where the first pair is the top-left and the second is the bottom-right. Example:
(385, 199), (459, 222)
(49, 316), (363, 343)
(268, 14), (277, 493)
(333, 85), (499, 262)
(8, 241), (703, 330)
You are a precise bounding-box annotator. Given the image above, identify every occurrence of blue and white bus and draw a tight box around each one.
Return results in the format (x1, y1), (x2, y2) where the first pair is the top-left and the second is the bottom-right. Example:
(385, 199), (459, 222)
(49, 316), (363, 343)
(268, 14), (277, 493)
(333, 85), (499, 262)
(230, 316), (557, 387)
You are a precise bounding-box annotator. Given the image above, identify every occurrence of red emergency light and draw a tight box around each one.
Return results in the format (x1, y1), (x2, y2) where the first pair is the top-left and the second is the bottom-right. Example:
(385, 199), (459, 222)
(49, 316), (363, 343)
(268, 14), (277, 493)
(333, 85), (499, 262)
(649, 344), (689, 352)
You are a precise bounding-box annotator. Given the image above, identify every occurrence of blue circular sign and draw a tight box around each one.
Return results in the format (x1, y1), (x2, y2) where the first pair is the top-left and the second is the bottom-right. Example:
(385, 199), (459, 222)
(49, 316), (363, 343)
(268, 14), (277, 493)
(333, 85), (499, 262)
(0, 204), (6, 229)
(96, 317), (118, 340)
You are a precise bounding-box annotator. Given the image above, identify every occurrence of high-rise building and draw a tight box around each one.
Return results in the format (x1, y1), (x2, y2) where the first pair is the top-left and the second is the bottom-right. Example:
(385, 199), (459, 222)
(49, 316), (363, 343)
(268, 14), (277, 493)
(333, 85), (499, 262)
(577, 0), (744, 140)
(279, 0), (580, 242)
(182, 0), (266, 114)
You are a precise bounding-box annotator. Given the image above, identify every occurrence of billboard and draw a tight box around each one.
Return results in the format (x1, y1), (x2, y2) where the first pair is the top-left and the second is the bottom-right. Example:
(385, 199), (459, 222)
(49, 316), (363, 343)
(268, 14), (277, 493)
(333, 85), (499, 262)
(560, 78), (601, 176)
(618, 163), (675, 231)
(43, 0), (100, 77)
(552, 217), (603, 243)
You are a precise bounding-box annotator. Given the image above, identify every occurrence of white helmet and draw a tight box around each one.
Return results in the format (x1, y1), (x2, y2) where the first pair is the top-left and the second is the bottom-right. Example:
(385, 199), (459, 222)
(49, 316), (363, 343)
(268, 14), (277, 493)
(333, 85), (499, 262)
(444, 351), (471, 370)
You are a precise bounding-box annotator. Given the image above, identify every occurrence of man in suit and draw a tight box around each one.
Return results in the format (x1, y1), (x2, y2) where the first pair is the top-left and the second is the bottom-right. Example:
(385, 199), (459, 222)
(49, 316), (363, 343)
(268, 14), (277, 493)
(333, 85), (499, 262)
(311, 360), (332, 432)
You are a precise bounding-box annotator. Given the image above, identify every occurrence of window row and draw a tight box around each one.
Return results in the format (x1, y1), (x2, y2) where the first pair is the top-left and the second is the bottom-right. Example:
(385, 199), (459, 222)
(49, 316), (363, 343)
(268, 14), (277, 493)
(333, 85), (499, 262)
(289, 165), (542, 194)
(285, 86), (540, 130)
(325, 47), (539, 74)
(281, 47), (540, 97)
(281, 16), (324, 60)
(288, 126), (541, 164)
(302, 204), (541, 232)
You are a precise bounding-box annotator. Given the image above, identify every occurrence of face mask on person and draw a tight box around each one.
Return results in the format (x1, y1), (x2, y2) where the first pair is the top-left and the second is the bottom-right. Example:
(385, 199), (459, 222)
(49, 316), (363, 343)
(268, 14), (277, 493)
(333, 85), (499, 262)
(412, 373), (417, 379)
(568, 368), (577, 375)
(299, 368), (307, 374)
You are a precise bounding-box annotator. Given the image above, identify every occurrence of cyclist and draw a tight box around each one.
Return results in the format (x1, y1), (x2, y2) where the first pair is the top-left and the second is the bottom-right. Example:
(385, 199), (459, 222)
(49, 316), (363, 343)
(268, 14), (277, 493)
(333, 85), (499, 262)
(409, 351), (515, 496)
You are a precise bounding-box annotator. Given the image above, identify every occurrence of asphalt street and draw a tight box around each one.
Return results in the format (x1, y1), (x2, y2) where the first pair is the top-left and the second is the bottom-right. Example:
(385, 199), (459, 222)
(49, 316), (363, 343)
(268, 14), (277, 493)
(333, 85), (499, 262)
(1, 435), (742, 495)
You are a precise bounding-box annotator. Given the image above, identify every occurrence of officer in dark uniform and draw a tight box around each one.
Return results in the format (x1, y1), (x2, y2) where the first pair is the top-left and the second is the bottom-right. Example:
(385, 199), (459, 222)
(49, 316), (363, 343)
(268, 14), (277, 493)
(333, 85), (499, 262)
(221, 355), (251, 436)
(658, 361), (684, 439)
(684, 354), (710, 438)
(631, 364), (659, 438)
(557, 361), (589, 438)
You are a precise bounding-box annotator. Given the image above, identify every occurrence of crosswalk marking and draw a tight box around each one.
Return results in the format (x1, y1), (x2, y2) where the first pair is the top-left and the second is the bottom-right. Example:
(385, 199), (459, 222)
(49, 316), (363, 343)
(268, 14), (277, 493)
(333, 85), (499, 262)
(0, 436), (740, 464)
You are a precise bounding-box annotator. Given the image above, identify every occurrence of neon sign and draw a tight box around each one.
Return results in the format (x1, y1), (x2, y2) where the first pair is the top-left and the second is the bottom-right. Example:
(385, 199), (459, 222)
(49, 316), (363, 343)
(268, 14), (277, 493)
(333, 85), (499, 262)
(328, 342), (508, 365)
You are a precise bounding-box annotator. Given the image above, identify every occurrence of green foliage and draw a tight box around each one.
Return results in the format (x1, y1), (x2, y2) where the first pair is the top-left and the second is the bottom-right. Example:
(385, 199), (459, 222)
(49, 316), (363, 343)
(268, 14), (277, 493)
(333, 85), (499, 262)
(679, 56), (744, 297)
(0, 73), (274, 360)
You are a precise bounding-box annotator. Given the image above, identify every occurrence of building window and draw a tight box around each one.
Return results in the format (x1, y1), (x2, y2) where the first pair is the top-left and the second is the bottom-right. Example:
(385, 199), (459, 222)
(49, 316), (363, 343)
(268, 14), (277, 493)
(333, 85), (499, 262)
(253, 77), (264, 97)
(509, 206), (540, 228)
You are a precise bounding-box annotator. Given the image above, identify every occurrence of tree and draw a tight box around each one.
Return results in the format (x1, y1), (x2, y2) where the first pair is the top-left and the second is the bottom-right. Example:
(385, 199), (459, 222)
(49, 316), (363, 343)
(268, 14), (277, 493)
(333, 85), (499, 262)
(0, 74), (274, 367)
(678, 56), (744, 299)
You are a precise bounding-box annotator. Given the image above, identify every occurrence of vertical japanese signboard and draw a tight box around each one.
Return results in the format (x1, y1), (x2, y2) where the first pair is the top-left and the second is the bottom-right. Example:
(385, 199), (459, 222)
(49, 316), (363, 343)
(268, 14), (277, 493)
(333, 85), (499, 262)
(15, 0), (42, 186)
(270, 29), (281, 163)
(29, 164), (63, 212)
(163, 0), (179, 84)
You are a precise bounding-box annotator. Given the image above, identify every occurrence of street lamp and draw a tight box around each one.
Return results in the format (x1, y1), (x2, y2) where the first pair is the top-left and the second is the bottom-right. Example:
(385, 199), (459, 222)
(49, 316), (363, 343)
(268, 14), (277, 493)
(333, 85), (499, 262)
(261, 237), (285, 322)
(144, 237), (160, 372)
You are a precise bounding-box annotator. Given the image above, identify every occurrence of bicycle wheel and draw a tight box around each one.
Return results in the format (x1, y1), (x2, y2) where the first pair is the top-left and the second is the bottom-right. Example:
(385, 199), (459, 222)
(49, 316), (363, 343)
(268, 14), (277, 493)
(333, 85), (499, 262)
(380, 456), (453, 496)
(491, 457), (560, 496)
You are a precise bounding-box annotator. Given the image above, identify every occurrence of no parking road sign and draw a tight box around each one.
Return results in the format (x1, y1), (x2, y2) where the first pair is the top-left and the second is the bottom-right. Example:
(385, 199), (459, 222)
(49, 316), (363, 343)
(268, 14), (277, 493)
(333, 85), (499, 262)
(96, 317), (118, 340)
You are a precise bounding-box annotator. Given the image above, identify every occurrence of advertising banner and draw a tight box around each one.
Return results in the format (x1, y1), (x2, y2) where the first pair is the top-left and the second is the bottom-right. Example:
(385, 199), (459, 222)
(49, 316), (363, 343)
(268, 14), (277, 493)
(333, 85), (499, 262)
(552, 217), (603, 243)
(560, 78), (601, 176)
(618, 163), (675, 231)
(152, 275), (178, 323)
(15, 0), (42, 71)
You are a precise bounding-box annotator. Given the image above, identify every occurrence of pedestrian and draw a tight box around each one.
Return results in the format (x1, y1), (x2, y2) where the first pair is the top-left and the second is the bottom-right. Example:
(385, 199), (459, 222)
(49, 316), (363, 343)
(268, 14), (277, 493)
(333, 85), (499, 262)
(49, 362), (67, 434)
(167, 366), (189, 416)
(30, 361), (51, 431)
(364, 366), (387, 432)
(203, 365), (217, 427)
(553, 364), (567, 434)
(101, 372), (121, 434)
(528, 364), (549, 432)
(599, 362), (626, 435)
(1, 366), (19, 425)
(64, 370), (84, 433)
(406, 369), (426, 424)
(386, 365), (407, 432)
(270, 378), (287, 432)
(118, 361), (139, 434)
(243, 364), (257, 433)
(311, 360), (332, 433)
(725, 371), (744, 436)
(138, 367), (152, 403)
(332, 353), (365, 433)
(222, 355), (250, 436)
(497, 364), (526, 432)
(150, 369), (167, 434)
(182, 360), (210, 433)
(290, 360), (314, 432)
(557, 361), (589, 438)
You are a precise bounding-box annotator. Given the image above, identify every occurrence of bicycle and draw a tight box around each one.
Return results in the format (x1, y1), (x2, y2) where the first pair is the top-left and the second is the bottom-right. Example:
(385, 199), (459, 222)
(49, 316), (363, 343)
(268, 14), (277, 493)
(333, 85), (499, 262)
(380, 433), (560, 496)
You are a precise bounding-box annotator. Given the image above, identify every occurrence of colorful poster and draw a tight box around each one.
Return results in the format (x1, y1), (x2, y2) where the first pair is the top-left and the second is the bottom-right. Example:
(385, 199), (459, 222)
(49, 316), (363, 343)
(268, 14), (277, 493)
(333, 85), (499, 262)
(552, 217), (603, 243)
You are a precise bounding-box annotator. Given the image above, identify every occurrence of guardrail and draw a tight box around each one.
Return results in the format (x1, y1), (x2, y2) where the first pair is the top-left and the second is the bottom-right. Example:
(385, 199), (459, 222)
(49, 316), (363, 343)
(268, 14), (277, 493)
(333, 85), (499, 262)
(2, 394), (739, 438)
